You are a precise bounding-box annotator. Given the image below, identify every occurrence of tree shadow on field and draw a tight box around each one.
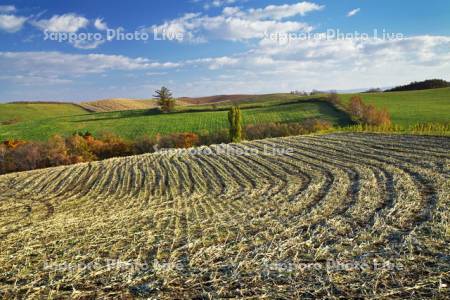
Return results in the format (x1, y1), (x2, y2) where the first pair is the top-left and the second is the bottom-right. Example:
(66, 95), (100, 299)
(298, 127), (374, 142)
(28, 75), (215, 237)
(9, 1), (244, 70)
(70, 108), (162, 123)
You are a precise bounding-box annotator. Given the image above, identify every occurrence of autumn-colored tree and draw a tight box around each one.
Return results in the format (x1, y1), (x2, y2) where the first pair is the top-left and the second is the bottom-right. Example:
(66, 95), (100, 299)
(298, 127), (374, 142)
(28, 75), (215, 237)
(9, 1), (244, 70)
(66, 134), (96, 162)
(377, 108), (392, 126)
(10, 143), (42, 171)
(92, 132), (131, 159)
(347, 96), (365, 120)
(3, 139), (25, 149)
(179, 133), (199, 148)
(46, 135), (69, 166)
(347, 96), (391, 126)
(327, 92), (342, 105)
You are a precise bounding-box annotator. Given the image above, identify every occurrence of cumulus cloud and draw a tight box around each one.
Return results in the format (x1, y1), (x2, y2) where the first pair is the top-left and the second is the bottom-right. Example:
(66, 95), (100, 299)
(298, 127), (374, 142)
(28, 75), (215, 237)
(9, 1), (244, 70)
(0, 74), (72, 85)
(2, 35), (449, 94)
(0, 14), (27, 32)
(94, 18), (108, 31)
(150, 1), (321, 42)
(151, 13), (204, 43)
(31, 13), (89, 32)
(156, 35), (450, 95)
(347, 8), (360, 17)
(0, 52), (181, 84)
(207, 35), (450, 92)
(203, 0), (238, 10)
(28, 15), (109, 48)
(186, 56), (240, 69)
(0, 5), (16, 13)
(71, 39), (106, 50)
(256, 35), (450, 67)
(246, 2), (324, 20)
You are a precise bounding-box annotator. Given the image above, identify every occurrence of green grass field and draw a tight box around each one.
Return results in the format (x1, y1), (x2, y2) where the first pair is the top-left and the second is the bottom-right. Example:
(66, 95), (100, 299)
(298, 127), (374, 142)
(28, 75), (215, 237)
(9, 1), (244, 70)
(1, 88), (449, 141)
(0, 101), (349, 141)
(340, 88), (450, 126)
(0, 103), (87, 123)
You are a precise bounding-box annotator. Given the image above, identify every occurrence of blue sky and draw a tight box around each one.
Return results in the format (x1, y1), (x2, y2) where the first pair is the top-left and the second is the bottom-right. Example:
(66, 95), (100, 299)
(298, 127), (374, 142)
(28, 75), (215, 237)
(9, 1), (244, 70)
(0, 0), (449, 101)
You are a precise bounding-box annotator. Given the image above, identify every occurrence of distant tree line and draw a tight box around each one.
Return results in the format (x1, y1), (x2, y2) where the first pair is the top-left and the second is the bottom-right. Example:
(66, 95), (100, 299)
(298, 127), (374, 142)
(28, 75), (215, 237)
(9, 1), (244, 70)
(290, 89), (329, 96)
(363, 88), (382, 93)
(292, 79), (450, 95)
(290, 90), (309, 96)
(385, 79), (450, 92)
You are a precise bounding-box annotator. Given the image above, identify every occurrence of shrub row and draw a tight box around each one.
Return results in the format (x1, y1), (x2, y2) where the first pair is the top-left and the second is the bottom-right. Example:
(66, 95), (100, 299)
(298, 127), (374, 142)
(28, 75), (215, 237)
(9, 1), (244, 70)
(0, 118), (332, 175)
(325, 93), (391, 126)
(245, 119), (332, 140)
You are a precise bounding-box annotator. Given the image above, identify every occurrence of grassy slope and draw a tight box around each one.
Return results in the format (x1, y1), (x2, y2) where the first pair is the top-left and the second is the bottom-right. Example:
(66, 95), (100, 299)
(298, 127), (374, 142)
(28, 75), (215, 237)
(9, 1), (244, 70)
(80, 99), (158, 112)
(80, 94), (300, 112)
(0, 103), (87, 122)
(1, 88), (448, 141)
(340, 88), (450, 126)
(0, 101), (349, 141)
(172, 94), (309, 114)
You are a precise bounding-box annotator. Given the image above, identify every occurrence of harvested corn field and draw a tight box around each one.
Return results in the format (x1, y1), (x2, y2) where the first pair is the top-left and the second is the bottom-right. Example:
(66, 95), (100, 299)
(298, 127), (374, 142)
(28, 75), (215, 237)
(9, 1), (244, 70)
(0, 133), (449, 299)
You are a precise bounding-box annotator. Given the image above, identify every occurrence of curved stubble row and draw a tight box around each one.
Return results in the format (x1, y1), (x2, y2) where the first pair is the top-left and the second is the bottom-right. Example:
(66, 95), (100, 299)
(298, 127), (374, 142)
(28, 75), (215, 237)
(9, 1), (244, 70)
(0, 133), (448, 298)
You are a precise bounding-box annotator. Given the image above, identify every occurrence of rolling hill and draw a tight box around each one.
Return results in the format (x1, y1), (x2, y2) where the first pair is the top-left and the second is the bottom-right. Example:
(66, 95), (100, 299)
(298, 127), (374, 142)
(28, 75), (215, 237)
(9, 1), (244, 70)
(340, 87), (450, 126)
(0, 103), (87, 124)
(79, 94), (301, 112)
(0, 100), (349, 141)
(1, 88), (449, 141)
(80, 98), (158, 112)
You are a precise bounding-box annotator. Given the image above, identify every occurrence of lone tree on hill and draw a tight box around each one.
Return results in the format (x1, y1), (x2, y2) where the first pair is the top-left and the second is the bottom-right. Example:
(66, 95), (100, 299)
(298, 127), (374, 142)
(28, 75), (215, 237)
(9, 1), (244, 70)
(154, 86), (175, 113)
(228, 106), (243, 143)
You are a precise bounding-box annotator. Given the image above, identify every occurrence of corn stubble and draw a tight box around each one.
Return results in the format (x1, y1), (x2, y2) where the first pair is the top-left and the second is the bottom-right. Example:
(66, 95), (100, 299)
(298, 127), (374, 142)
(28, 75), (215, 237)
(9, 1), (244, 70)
(0, 133), (449, 298)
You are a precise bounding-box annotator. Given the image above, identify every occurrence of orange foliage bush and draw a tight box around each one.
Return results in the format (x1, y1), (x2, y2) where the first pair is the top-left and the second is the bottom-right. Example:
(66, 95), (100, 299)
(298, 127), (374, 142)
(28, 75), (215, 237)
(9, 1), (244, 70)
(156, 132), (200, 149)
(346, 96), (391, 126)
(2, 139), (26, 149)
(89, 132), (132, 159)
(0, 117), (334, 175)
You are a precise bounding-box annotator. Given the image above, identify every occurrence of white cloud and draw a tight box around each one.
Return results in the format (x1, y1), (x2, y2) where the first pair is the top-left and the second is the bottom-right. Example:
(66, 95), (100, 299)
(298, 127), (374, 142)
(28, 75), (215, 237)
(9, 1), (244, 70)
(201, 17), (311, 41)
(256, 35), (450, 66)
(32, 13), (89, 32)
(71, 39), (106, 50)
(0, 50), (241, 86)
(150, 2), (321, 42)
(151, 13), (203, 43)
(0, 74), (72, 85)
(186, 56), (239, 69)
(0, 5), (16, 13)
(0, 52), (181, 82)
(2, 35), (449, 95)
(94, 18), (108, 31)
(209, 35), (450, 92)
(347, 8), (360, 17)
(204, 0), (238, 10)
(30, 15), (109, 48)
(246, 2), (324, 20)
(155, 35), (450, 96)
(0, 14), (27, 32)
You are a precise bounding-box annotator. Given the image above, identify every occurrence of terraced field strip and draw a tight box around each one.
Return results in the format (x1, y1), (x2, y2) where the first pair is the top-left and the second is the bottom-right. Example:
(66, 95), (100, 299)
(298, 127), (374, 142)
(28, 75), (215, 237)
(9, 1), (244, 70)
(0, 133), (448, 298)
